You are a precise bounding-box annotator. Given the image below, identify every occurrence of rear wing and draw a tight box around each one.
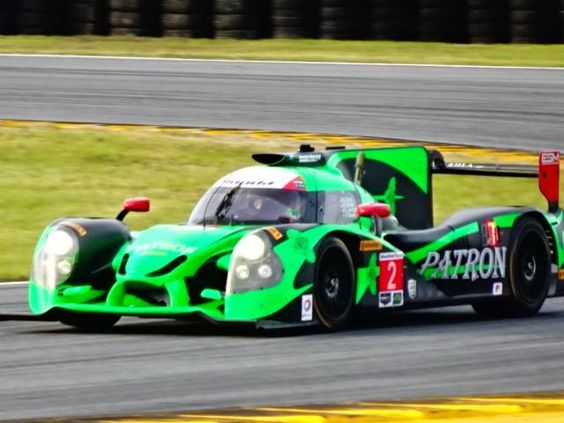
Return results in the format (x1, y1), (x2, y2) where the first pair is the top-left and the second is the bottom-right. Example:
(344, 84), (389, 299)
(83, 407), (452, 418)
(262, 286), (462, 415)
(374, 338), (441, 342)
(431, 150), (561, 213)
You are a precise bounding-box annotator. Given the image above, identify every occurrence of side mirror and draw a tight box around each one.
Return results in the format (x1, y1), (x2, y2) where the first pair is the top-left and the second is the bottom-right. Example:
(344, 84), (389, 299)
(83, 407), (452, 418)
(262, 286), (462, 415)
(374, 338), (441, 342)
(356, 203), (391, 218)
(116, 197), (150, 221)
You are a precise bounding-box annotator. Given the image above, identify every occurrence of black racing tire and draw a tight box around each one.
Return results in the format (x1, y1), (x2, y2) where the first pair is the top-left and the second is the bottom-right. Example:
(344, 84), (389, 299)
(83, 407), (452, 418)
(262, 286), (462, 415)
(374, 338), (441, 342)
(372, 8), (404, 20)
(214, 14), (257, 30)
(109, 0), (140, 12)
(215, 0), (257, 14)
(472, 218), (551, 318)
(59, 313), (120, 331)
(272, 0), (306, 8)
(163, 28), (212, 37)
(372, 0), (412, 7)
(69, 22), (97, 35)
(419, 8), (460, 21)
(468, 22), (510, 42)
(163, 0), (211, 14)
(110, 11), (139, 27)
(511, 10), (555, 24)
(468, 0), (509, 8)
(19, 0), (52, 12)
(272, 16), (310, 27)
(16, 12), (49, 28)
(320, 0), (349, 7)
(272, 27), (308, 38)
(110, 26), (139, 35)
(162, 13), (209, 29)
(313, 237), (355, 331)
(321, 6), (364, 20)
(469, 9), (509, 22)
(214, 29), (260, 39)
(71, 3), (97, 22)
(510, 0), (538, 10)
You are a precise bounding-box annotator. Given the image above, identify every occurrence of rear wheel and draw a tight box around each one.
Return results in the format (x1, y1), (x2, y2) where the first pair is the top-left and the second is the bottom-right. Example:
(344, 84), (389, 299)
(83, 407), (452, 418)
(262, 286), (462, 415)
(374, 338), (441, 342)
(313, 237), (355, 330)
(59, 313), (120, 331)
(472, 218), (551, 317)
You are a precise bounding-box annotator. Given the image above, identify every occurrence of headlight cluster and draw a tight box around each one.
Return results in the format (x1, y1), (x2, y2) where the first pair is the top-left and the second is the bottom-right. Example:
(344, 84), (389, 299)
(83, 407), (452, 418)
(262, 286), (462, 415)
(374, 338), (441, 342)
(227, 232), (283, 294)
(31, 226), (78, 289)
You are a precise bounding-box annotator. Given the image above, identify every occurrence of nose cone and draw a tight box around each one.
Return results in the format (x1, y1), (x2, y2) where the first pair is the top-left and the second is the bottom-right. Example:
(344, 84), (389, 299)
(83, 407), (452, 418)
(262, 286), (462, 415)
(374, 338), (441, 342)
(120, 224), (249, 281)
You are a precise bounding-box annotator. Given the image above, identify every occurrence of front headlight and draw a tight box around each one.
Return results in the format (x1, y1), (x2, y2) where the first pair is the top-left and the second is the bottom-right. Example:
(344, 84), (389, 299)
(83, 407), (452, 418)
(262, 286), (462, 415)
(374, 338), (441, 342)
(31, 227), (78, 289)
(43, 230), (75, 255)
(227, 231), (283, 294)
(234, 234), (265, 261)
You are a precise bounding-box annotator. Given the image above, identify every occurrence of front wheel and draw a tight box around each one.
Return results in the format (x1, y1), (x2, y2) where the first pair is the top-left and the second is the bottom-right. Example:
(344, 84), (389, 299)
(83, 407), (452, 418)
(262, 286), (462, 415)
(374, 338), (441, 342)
(472, 218), (551, 317)
(313, 237), (355, 331)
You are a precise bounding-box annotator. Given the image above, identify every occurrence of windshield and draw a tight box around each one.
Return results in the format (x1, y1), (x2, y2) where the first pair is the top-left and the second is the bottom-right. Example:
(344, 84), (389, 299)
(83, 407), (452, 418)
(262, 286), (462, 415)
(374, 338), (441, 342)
(189, 187), (312, 225)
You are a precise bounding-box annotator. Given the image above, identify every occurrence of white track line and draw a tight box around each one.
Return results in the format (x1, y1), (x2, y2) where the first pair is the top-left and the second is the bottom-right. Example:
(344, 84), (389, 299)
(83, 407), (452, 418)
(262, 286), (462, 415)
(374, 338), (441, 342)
(0, 281), (27, 286)
(0, 53), (563, 71)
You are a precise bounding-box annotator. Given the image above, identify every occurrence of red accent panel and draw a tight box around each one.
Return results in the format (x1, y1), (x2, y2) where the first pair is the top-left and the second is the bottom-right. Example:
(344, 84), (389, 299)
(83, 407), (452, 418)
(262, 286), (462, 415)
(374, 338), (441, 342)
(539, 151), (560, 211)
(123, 197), (151, 212)
(282, 176), (306, 191)
(356, 203), (391, 218)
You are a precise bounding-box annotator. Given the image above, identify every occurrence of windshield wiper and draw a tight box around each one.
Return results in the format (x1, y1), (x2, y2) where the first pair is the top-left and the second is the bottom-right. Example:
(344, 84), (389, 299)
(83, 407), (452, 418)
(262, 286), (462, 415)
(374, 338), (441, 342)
(214, 183), (242, 223)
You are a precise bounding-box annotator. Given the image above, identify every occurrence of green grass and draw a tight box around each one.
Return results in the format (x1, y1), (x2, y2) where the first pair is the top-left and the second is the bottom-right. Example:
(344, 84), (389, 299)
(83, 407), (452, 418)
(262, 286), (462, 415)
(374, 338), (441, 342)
(1, 124), (561, 280)
(1, 36), (564, 67)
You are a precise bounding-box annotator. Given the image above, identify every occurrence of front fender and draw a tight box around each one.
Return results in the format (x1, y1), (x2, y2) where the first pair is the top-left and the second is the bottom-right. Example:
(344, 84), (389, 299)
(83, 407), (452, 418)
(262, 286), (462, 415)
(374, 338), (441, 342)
(224, 223), (399, 322)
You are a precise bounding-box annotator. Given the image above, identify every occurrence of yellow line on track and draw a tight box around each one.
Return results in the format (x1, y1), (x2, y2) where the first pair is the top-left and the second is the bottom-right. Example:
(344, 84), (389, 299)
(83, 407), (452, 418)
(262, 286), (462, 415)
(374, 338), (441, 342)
(79, 392), (564, 423)
(1, 119), (552, 167)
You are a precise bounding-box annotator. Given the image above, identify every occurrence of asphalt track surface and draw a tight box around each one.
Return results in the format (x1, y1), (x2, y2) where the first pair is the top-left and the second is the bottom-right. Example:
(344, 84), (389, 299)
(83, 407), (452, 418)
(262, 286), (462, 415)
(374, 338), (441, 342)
(1, 56), (564, 421)
(3, 282), (564, 421)
(0, 55), (563, 151)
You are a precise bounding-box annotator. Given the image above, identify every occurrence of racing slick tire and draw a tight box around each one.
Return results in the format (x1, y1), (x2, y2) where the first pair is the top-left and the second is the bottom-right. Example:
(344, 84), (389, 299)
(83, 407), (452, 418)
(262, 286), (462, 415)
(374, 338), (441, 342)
(472, 218), (551, 318)
(59, 312), (121, 331)
(313, 237), (355, 331)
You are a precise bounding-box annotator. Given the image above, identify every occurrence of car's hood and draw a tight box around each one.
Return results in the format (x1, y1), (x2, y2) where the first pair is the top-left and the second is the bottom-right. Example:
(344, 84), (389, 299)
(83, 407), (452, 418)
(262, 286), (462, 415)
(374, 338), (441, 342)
(121, 224), (251, 280)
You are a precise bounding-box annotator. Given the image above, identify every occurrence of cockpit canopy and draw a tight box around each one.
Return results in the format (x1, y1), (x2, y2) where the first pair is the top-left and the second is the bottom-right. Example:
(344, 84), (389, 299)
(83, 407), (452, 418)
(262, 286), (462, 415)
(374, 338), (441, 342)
(188, 166), (361, 226)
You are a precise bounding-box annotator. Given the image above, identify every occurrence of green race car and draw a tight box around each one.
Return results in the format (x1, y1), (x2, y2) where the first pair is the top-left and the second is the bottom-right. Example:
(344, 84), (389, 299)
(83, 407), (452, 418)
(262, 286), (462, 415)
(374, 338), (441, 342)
(16, 145), (564, 330)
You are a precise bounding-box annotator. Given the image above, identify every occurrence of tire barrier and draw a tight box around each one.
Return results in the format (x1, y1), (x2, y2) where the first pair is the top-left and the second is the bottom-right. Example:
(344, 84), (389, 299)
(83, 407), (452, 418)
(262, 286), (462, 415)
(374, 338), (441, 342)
(15, 0), (71, 35)
(0, 0), (18, 35)
(2, 0), (563, 43)
(369, 0), (417, 40)
(561, 0), (564, 42)
(214, 0), (271, 39)
(70, 0), (109, 35)
(161, 0), (213, 38)
(417, 0), (468, 43)
(271, 0), (319, 39)
(319, 0), (371, 40)
(510, 0), (561, 43)
(467, 0), (511, 43)
(109, 0), (162, 36)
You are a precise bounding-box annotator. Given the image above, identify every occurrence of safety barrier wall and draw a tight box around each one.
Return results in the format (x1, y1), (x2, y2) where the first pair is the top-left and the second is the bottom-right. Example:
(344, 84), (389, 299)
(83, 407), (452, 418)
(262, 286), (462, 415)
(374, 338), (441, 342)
(0, 0), (562, 43)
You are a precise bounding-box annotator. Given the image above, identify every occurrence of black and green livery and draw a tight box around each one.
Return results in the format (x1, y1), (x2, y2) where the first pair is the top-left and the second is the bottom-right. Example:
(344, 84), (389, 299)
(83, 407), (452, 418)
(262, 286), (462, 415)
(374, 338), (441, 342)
(8, 145), (564, 331)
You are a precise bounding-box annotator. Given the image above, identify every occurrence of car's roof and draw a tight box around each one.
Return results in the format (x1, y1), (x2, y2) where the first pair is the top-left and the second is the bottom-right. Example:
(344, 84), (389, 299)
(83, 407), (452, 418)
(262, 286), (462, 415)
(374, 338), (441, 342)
(212, 165), (356, 193)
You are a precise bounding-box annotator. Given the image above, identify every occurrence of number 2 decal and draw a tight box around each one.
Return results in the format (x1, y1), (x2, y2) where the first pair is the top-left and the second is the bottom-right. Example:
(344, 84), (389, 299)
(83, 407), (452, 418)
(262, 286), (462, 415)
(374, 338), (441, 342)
(385, 260), (397, 290)
(378, 252), (404, 292)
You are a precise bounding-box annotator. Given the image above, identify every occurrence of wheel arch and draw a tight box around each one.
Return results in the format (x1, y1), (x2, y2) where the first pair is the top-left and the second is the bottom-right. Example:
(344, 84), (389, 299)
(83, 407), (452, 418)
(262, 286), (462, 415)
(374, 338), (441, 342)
(510, 211), (557, 297)
(318, 230), (362, 272)
(512, 211), (558, 268)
